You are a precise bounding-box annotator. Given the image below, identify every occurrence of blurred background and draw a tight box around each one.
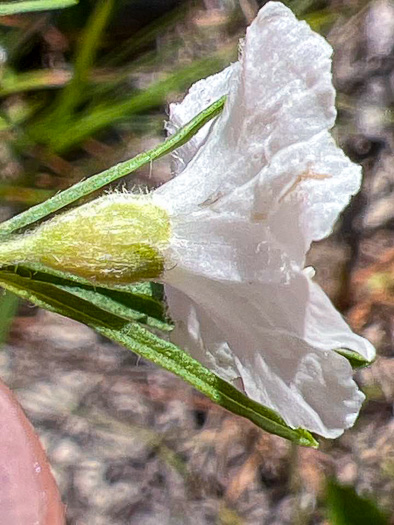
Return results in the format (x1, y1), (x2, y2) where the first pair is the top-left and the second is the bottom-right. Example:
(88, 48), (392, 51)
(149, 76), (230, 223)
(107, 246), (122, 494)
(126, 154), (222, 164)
(0, 0), (394, 523)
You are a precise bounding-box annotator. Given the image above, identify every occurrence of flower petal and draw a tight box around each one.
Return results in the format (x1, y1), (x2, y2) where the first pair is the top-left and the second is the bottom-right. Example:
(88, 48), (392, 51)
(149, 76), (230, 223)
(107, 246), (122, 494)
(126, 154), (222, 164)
(164, 285), (240, 383)
(159, 207), (292, 283)
(156, 1), (374, 439)
(233, 338), (364, 439)
(163, 268), (373, 437)
(166, 64), (239, 175)
(157, 2), (335, 214)
(227, 1), (335, 160)
(304, 278), (375, 362)
(211, 130), (362, 264)
(266, 131), (363, 261)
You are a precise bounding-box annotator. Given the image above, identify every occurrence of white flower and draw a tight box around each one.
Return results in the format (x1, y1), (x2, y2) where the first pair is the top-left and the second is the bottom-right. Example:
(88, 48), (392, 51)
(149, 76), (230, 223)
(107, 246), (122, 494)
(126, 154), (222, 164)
(0, 2), (375, 439)
(152, 2), (375, 438)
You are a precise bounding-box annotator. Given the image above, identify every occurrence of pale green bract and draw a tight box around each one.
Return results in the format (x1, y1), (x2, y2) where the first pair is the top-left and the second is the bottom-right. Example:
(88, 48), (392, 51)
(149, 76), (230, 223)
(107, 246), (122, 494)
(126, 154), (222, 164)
(0, 195), (171, 285)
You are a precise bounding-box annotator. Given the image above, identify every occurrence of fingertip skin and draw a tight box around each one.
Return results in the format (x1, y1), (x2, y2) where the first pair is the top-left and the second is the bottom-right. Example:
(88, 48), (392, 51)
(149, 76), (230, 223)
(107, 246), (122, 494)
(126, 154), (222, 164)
(0, 380), (65, 525)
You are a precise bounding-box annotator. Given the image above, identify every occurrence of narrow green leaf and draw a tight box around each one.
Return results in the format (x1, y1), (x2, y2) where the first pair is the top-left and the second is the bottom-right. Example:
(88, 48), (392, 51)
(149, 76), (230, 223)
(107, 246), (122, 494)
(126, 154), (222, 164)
(0, 95), (226, 238)
(9, 262), (167, 320)
(335, 348), (374, 369)
(0, 0), (78, 15)
(0, 69), (71, 96)
(102, 4), (187, 67)
(0, 289), (18, 345)
(325, 479), (389, 525)
(0, 270), (317, 447)
(0, 265), (171, 331)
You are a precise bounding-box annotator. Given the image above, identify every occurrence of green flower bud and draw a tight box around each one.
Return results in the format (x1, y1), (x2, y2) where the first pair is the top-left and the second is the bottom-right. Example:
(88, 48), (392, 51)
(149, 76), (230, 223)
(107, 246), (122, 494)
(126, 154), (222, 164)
(0, 194), (171, 285)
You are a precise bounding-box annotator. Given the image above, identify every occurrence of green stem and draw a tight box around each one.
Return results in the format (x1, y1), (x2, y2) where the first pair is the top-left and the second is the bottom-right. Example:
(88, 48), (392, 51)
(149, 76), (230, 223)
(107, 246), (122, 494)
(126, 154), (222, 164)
(0, 95), (226, 238)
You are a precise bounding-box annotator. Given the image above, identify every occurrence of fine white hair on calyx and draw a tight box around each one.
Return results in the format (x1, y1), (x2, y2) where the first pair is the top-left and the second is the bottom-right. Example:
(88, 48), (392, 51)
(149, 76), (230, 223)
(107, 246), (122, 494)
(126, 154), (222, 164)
(0, 190), (170, 285)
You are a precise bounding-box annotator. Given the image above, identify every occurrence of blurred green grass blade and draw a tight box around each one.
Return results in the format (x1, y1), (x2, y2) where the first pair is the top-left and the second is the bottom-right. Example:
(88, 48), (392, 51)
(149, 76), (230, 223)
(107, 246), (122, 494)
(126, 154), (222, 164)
(0, 69), (71, 96)
(0, 0), (78, 15)
(0, 184), (54, 205)
(325, 479), (389, 525)
(282, 1), (338, 32)
(103, 4), (187, 67)
(0, 269), (318, 447)
(0, 290), (18, 345)
(0, 99), (43, 131)
(304, 8), (337, 32)
(282, 0), (320, 16)
(56, 57), (224, 152)
(0, 95), (226, 237)
(54, 0), (114, 119)
(85, 43), (181, 100)
(31, 54), (225, 151)
(0, 116), (8, 131)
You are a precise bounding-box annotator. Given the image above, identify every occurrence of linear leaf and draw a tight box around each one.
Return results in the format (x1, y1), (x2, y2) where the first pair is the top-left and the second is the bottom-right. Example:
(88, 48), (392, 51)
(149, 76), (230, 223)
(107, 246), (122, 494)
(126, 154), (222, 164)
(335, 348), (374, 369)
(54, 0), (114, 119)
(0, 69), (71, 96)
(0, 265), (170, 331)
